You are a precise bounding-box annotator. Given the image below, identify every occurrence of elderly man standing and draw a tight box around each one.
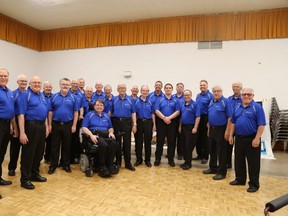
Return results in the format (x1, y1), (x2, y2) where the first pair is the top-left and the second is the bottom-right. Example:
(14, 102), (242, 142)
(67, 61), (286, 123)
(227, 82), (242, 169)
(203, 86), (232, 181)
(111, 83), (137, 171)
(8, 74), (28, 176)
(92, 81), (105, 101)
(229, 88), (265, 193)
(103, 84), (114, 114)
(0, 68), (17, 190)
(18, 76), (49, 190)
(79, 86), (94, 119)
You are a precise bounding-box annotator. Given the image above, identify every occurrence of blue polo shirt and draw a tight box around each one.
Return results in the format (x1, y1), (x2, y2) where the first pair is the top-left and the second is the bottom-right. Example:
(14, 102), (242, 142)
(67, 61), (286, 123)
(155, 95), (180, 116)
(148, 91), (164, 111)
(172, 93), (184, 105)
(82, 110), (112, 131)
(13, 88), (26, 116)
(231, 100), (266, 136)
(208, 96), (232, 126)
(70, 89), (82, 109)
(135, 97), (153, 119)
(43, 91), (54, 109)
(196, 90), (213, 115)
(50, 92), (79, 122)
(228, 95), (242, 110)
(18, 87), (48, 121)
(103, 95), (114, 113)
(92, 91), (105, 101)
(81, 96), (95, 117)
(111, 95), (135, 118)
(0, 86), (15, 120)
(180, 100), (201, 125)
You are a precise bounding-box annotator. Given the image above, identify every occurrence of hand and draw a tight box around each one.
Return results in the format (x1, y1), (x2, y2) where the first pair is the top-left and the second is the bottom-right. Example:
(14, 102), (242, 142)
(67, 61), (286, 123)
(12, 127), (19, 138)
(132, 125), (137, 134)
(252, 137), (260, 148)
(48, 125), (52, 133)
(224, 130), (230, 141)
(79, 115), (84, 120)
(192, 127), (197, 134)
(178, 127), (181, 133)
(90, 134), (99, 144)
(228, 136), (234, 145)
(153, 125), (156, 132)
(108, 133), (115, 139)
(71, 125), (76, 133)
(20, 133), (29, 145)
(45, 128), (49, 138)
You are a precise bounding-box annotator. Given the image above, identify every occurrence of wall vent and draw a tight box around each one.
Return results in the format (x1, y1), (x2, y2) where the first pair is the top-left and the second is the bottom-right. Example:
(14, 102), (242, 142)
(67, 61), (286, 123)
(198, 41), (223, 49)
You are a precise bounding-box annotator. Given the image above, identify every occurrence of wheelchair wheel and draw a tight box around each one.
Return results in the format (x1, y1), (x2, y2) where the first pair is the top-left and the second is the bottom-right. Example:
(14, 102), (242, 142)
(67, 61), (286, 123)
(80, 154), (89, 172)
(85, 168), (93, 177)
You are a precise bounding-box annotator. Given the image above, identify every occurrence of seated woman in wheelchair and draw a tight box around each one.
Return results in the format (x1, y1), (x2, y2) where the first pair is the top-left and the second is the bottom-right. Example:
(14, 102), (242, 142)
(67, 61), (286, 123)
(81, 99), (118, 177)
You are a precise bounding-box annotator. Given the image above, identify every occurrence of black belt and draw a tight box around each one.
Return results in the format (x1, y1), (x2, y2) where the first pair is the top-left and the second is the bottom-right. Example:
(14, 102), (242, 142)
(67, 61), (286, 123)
(210, 125), (226, 129)
(236, 134), (256, 138)
(53, 120), (72, 125)
(113, 117), (131, 121)
(0, 119), (10, 123)
(26, 120), (45, 125)
(137, 118), (152, 122)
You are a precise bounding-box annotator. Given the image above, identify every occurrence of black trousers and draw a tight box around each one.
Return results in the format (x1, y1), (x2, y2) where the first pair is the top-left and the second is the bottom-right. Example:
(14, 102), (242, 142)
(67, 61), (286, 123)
(8, 116), (21, 171)
(43, 133), (52, 162)
(50, 121), (72, 168)
(135, 119), (153, 163)
(195, 114), (209, 160)
(175, 116), (183, 157)
(226, 136), (234, 167)
(234, 135), (261, 189)
(0, 120), (10, 178)
(70, 119), (82, 162)
(94, 136), (116, 168)
(112, 118), (132, 166)
(20, 121), (46, 183)
(155, 117), (177, 162)
(208, 125), (228, 176)
(182, 124), (198, 165)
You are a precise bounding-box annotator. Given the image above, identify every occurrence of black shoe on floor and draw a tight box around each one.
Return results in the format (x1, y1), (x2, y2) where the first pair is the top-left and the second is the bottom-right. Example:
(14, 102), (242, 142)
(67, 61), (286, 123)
(63, 166), (72, 173)
(145, 162), (152, 167)
(48, 167), (56, 174)
(108, 165), (119, 175)
(125, 164), (136, 171)
(98, 168), (111, 178)
(213, 174), (226, 180)
(203, 169), (217, 174)
(0, 178), (12, 186)
(134, 161), (142, 167)
(247, 187), (258, 193)
(21, 181), (35, 190)
(229, 180), (245, 186)
(154, 160), (161, 166)
(182, 164), (192, 170)
(8, 170), (15, 176)
(31, 175), (47, 182)
(168, 161), (176, 167)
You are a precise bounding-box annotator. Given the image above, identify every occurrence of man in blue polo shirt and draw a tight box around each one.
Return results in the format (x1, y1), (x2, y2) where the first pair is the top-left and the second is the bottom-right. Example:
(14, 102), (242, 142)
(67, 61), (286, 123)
(18, 76), (49, 190)
(154, 83), (180, 167)
(48, 78), (79, 174)
(0, 68), (17, 190)
(227, 81), (242, 169)
(134, 85), (155, 167)
(203, 85), (232, 181)
(103, 84), (114, 114)
(82, 99), (118, 177)
(42, 81), (53, 164)
(229, 87), (265, 193)
(111, 83), (137, 171)
(179, 89), (200, 170)
(92, 81), (105, 101)
(79, 86), (94, 119)
(195, 80), (213, 164)
(8, 74), (28, 177)
(147, 81), (164, 111)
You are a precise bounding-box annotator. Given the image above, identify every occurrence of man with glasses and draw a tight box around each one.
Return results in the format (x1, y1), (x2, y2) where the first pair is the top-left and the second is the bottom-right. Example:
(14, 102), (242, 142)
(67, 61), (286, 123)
(0, 68), (17, 192)
(203, 86), (232, 181)
(229, 88), (265, 193)
(8, 74), (28, 176)
(18, 76), (49, 189)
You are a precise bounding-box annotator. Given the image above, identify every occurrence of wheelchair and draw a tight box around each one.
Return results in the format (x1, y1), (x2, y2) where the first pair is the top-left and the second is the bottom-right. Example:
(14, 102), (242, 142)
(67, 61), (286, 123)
(80, 133), (118, 177)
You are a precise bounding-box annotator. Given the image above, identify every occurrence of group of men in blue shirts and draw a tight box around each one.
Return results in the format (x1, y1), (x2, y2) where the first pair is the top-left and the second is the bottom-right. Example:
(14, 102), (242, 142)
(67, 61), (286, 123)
(0, 68), (266, 195)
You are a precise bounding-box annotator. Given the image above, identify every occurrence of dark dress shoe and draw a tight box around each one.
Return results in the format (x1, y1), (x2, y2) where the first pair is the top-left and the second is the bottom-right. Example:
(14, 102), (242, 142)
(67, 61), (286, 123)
(48, 167), (56, 174)
(201, 159), (208, 164)
(229, 180), (245, 186)
(154, 160), (161, 166)
(0, 178), (12, 185)
(180, 163), (186, 168)
(125, 164), (136, 171)
(21, 181), (35, 190)
(182, 164), (192, 170)
(134, 161), (142, 167)
(31, 175), (47, 182)
(213, 174), (226, 180)
(168, 161), (176, 167)
(203, 169), (217, 174)
(8, 170), (15, 176)
(192, 156), (200, 160)
(63, 166), (72, 173)
(98, 168), (111, 178)
(145, 162), (152, 167)
(108, 165), (119, 175)
(247, 187), (258, 193)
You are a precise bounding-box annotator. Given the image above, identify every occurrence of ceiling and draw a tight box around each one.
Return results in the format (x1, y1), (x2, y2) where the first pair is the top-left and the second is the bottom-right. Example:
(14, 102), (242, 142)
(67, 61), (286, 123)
(0, 0), (287, 30)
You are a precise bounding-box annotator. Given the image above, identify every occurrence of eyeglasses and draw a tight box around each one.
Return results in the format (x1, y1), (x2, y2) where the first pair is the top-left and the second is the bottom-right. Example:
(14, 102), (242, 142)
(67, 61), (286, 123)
(19, 80), (28, 83)
(0, 75), (8, 78)
(31, 82), (41, 85)
(212, 90), (222, 93)
(241, 93), (253, 97)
